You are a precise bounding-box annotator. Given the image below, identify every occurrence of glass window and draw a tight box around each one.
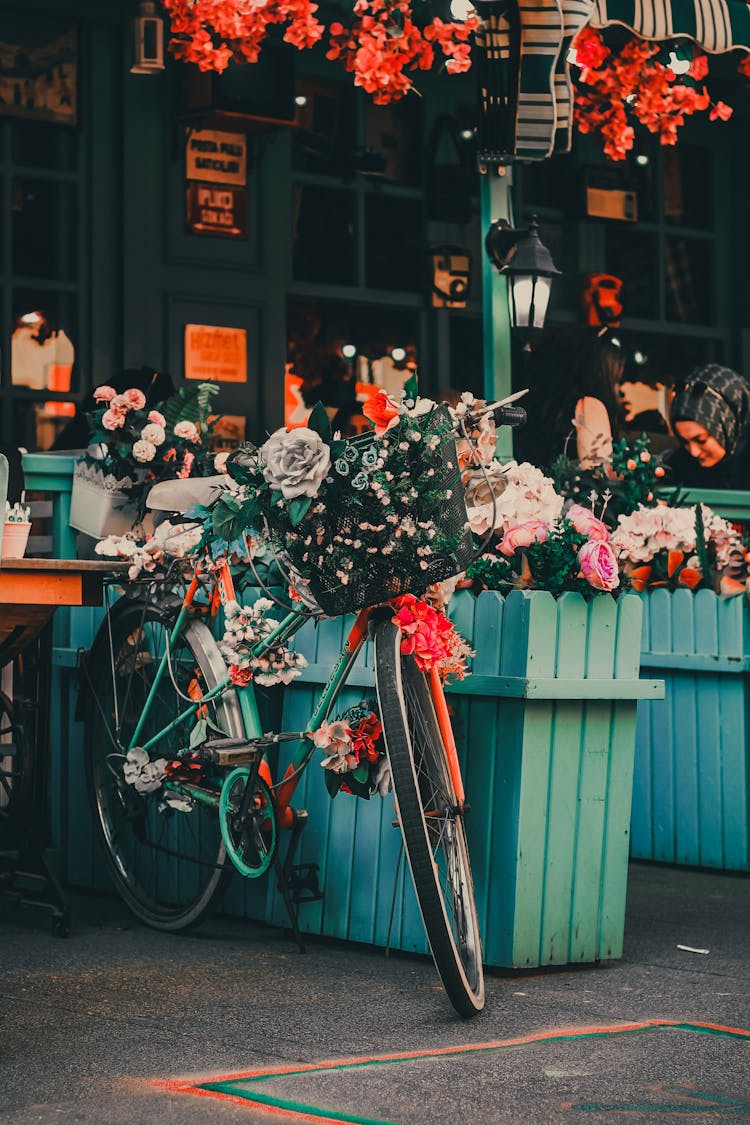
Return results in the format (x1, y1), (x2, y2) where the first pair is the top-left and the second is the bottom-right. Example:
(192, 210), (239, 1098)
(11, 290), (77, 390)
(604, 227), (660, 319)
(12, 120), (77, 172)
(287, 298), (419, 424)
(12, 177), (78, 280)
(292, 80), (355, 177)
(293, 185), (356, 285)
(663, 145), (713, 230)
(365, 195), (423, 292)
(665, 237), (714, 324)
(449, 316), (483, 399)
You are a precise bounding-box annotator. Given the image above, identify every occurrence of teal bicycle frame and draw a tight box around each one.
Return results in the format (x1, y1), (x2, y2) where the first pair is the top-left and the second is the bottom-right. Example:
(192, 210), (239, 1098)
(124, 560), (372, 824)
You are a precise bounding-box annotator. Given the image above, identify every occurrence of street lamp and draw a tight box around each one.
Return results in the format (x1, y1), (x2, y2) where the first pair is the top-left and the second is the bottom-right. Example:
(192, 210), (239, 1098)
(484, 214), (560, 330)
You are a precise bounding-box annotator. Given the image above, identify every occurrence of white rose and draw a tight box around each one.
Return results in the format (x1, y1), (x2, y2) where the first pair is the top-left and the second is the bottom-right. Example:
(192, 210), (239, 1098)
(260, 427), (332, 500)
(141, 423), (165, 446)
(463, 463), (510, 535)
(214, 451), (229, 472)
(132, 439), (157, 463)
(174, 420), (199, 442)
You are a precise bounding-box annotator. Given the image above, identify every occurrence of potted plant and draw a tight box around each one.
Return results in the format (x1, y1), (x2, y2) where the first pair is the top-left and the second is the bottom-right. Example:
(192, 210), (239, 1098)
(611, 501), (750, 872)
(69, 381), (220, 539)
(2, 499), (32, 560)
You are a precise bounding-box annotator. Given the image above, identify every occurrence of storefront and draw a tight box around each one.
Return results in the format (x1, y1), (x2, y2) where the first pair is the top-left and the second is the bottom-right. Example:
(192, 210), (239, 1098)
(2, 0), (749, 457)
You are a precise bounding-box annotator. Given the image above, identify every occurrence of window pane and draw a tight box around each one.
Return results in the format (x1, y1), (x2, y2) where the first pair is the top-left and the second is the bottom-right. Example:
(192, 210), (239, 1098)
(13, 399), (77, 451)
(287, 298), (418, 424)
(12, 177), (78, 280)
(604, 227), (659, 319)
(12, 120), (77, 171)
(665, 237), (714, 324)
(11, 290), (77, 390)
(293, 185), (356, 284)
(663, 145), (713, 230)
(293, 79), (355, 177)
(449, 316), (483, 399)
(365, 196), (423, 292)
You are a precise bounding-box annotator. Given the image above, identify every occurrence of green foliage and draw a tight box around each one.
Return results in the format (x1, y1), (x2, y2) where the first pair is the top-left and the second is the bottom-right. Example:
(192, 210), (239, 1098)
(162, 382), (220, 431)
(550, 434), (674, 527)
(306, 400), (332, 442)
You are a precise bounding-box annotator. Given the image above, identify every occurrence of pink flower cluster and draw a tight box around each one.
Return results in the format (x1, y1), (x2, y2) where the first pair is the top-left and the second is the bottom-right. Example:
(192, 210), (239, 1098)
(391, 593), (473, 680)
(498, 502), (620, 593)
(93, 385), (147, 431)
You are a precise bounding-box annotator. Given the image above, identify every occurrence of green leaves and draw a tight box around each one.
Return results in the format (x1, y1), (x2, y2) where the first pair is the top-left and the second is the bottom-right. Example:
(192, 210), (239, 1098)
(289, 496), (313, 526)
(306, 401), (332, 442)
(403, 373), (419, 403)
(162, 383), (220, 431)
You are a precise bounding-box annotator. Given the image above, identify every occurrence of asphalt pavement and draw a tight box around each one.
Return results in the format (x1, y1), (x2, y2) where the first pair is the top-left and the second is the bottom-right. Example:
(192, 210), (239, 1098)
(1, 861), (749, 1124)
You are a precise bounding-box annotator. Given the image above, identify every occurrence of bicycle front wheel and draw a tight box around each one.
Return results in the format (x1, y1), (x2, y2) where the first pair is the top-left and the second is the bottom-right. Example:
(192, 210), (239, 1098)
(375, 620), (484, 1017)
(85, 598), (243, 932)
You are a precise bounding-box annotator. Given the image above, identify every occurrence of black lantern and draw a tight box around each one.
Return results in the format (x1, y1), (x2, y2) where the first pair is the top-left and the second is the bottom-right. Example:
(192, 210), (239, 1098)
(485, 214), (560, 330)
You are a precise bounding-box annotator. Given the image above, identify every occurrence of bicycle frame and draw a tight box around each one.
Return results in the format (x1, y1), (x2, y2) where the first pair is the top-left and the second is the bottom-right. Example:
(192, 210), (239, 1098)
(124, 557), (464, 833)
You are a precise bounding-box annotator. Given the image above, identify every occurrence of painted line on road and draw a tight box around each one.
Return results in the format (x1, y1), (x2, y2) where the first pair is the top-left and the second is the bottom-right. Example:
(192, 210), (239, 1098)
(154, 1019), (750, 1125)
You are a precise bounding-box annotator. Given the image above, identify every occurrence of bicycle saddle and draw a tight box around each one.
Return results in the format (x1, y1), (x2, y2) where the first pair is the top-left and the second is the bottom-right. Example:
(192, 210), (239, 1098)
(146, 474), (231, 513)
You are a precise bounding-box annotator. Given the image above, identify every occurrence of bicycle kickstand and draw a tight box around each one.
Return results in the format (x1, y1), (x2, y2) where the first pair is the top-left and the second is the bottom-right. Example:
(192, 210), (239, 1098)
(273, 807), (323, 954)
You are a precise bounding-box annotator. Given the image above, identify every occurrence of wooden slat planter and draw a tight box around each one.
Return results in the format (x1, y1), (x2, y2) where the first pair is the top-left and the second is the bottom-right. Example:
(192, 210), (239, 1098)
(265, 590), (660, 968)
(633, 588), (750, 871)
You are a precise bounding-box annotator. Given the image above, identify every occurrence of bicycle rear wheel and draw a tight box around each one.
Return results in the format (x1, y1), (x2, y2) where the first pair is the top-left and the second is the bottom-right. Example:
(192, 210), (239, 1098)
(375, 620), (484, 1017)
(84, 598), (243, 931)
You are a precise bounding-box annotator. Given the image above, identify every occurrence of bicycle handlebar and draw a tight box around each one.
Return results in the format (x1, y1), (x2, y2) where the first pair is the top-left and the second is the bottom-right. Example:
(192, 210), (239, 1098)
(491, 403), (527, 429)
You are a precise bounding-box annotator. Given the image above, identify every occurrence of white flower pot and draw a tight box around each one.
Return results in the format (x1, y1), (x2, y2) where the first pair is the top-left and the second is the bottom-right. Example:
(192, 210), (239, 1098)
(1, 521), (31, 560)
(69, 474), (148, 539)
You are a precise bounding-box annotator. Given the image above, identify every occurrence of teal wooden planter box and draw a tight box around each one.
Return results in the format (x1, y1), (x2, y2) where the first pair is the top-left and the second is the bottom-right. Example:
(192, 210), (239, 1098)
(266, 590), (662, 968)
(634, 589), (750, 871)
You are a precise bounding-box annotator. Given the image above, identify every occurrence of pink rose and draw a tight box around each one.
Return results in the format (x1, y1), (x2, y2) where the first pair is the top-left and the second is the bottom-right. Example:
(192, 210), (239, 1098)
(109, 394), (129, 415)
(123, 388), (147, 410)
(566, 504), (610, 542)
(176, 450), (195, 478)
(93, 385), (116, 403)
(148, 410), (166, 427)
(498, 520), (549, 557)
(101, 409), (125, 430)
(578, 539), (620, 592)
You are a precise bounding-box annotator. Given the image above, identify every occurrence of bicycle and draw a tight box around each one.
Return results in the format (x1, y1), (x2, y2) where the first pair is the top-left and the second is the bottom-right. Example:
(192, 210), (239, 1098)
(81, 397), (526, 1017)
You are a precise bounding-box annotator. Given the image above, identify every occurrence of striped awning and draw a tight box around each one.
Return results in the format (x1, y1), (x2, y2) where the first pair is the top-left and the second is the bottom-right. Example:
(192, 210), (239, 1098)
(475, 0), (750, 162)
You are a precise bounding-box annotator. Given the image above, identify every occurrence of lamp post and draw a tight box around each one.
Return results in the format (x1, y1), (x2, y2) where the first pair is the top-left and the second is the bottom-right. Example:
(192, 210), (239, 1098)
(484, 213), (560, 331)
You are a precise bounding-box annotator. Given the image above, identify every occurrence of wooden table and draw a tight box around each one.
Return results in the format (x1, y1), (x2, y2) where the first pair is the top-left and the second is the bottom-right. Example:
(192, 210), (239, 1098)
(0, 558), (126, 934)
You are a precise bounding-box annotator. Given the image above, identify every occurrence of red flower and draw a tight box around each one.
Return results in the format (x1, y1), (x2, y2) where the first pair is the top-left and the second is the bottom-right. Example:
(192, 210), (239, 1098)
(709, 100), (733, 121)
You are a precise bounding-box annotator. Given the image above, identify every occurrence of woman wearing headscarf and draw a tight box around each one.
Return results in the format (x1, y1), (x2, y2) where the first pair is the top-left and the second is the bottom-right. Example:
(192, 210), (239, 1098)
(668, 364), (750, 488)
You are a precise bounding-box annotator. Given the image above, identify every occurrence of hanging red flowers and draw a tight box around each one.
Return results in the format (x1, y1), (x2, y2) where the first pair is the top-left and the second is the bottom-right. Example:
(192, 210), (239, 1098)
(570, 28), (732, 161)
(163, 0), (476, 101)
(162, 0), (325, 71)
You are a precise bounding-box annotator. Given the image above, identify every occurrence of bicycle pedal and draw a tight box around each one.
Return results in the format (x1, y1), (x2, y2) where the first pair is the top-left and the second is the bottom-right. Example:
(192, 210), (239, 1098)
(201, 738), (260, 766)
(287, 863), (323, 904)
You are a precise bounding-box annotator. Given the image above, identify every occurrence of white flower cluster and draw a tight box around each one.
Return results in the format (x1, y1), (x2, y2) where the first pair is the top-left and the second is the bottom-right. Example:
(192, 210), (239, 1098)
(463, 459), (564, 538)
(611, 503), (742, 566)
(220, 598), (308, 687)
(95, 520), (203, 580)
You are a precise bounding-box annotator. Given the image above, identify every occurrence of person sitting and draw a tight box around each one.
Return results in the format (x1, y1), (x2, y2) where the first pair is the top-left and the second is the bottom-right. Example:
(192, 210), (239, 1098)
(513, 326), (625, 472)
(667, 364), (750, 489)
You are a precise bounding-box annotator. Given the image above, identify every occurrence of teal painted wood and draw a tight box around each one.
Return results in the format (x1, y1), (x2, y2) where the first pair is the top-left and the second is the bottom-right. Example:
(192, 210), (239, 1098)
(634, 590), (750, 871)
(261, 589), (645, 969)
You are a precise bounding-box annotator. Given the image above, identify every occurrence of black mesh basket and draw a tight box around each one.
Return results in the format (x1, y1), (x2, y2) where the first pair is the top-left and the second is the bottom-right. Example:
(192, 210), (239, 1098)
(284, 405), (474, 617)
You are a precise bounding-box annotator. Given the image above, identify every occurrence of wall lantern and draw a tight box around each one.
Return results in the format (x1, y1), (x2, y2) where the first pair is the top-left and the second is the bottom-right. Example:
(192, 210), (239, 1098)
(131, 0), (165, 74)
(484, 213), (560, 330)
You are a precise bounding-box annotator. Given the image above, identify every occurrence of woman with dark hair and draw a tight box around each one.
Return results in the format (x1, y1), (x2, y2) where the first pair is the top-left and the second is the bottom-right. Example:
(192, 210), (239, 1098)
(667, 364), (750, 488)
(514, 326), (625, 471)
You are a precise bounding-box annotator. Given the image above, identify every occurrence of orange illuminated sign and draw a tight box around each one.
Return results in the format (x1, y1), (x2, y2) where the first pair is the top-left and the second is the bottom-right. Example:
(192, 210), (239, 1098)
(184, 324), (247, 384)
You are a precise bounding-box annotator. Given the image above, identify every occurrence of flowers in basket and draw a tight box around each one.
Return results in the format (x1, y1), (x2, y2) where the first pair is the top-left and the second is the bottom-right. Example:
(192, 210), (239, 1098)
(77, 381), (221, 526)
(196, 378), (473, 616)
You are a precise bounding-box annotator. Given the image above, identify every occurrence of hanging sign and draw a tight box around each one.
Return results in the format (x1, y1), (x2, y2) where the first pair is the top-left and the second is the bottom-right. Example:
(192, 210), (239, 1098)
(184, 324), (247, 383)
(186, 183), (247, 238)
(185, 127), (248, 238)
(185, 128), (247, 185)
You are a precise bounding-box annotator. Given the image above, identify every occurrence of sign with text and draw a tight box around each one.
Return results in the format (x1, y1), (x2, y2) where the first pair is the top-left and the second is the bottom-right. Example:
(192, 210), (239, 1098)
(185, 128), (247, 185)
(184, 324), (247, 384)
(186, 182), (247, 238)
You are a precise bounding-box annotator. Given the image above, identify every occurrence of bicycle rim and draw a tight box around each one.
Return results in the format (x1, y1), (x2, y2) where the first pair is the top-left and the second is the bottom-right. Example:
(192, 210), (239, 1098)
(85, 600), (243, 931)
(375, 620), (484, 1016)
